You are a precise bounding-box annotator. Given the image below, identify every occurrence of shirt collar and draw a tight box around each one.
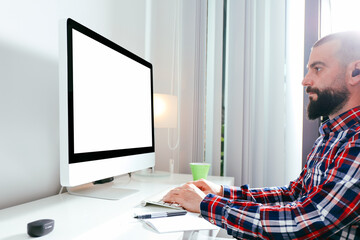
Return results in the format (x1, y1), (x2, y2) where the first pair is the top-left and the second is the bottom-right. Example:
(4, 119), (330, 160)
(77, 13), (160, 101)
(319, 106), (360, 136)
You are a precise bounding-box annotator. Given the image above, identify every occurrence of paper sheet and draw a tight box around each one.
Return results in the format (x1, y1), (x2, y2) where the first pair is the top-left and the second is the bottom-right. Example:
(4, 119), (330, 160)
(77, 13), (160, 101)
(142, 212), (219, 233)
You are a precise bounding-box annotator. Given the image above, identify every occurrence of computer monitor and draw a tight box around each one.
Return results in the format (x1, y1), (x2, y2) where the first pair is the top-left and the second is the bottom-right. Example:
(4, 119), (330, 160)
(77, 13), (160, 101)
(59, 18), (155, 199)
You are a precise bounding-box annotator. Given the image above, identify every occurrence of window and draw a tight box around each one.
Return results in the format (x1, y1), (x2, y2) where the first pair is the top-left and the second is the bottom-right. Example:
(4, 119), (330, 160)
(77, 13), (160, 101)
(205, 0), (304, 186)
(321, 0), (360, 37)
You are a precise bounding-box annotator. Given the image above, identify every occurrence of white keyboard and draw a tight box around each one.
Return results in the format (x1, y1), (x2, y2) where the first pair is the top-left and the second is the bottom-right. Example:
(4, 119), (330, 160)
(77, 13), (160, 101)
(141, 188), (183, 210)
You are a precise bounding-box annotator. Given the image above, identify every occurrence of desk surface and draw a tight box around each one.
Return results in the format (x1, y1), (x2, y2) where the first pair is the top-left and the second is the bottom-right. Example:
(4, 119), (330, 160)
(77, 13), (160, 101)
(0, 173), (234, 240)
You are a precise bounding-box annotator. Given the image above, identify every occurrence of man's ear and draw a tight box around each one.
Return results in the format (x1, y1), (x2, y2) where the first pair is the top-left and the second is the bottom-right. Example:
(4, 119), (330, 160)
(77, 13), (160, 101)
(349, 61), (360, 86)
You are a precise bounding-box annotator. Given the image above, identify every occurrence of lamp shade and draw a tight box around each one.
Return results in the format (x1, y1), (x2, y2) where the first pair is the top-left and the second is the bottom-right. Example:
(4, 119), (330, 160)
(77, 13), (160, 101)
(154, 93), (178, 128)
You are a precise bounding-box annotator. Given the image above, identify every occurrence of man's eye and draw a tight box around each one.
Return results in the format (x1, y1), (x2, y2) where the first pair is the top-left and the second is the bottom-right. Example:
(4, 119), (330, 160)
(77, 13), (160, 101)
(314, 67), (322, 72)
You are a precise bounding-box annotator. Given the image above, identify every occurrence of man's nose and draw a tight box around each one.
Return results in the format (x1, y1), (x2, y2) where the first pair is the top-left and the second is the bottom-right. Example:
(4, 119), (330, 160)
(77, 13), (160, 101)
(302, 72), (312, 87)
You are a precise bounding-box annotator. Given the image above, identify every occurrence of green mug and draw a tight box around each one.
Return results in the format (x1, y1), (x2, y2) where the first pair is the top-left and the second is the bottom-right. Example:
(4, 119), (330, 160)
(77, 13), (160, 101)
(190, 162), (211, 181)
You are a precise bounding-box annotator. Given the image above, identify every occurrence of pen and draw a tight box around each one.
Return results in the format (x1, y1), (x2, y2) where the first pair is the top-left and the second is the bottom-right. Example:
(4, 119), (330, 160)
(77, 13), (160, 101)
(134, 210), (187, 219)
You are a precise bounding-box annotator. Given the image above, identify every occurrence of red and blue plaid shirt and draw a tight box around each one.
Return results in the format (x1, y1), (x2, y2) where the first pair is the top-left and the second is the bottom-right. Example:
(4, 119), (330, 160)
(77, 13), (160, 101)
(200, 107), (360, 239)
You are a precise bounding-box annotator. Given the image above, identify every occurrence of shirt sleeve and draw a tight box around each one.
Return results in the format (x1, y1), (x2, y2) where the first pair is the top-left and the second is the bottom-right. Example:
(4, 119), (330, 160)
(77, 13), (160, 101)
(200, 146), (360, 239)
(222, 169), (305, 204)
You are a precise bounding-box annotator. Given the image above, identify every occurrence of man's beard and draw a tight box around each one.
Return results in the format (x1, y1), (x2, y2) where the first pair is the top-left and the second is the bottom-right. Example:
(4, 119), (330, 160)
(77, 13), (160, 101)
(306, 85), (350, 120)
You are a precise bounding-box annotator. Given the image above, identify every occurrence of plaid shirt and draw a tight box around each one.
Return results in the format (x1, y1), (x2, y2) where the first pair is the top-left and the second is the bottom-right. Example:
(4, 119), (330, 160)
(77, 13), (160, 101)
(200, 107), (360, 239)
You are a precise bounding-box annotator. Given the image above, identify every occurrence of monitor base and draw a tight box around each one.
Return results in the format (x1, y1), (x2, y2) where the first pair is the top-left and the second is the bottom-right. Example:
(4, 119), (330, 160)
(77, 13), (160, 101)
(66, 182), (138, 200)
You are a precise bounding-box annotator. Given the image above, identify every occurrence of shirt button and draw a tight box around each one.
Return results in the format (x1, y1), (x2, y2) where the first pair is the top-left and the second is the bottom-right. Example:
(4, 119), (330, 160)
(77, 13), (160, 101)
(210, 219), (215, 224)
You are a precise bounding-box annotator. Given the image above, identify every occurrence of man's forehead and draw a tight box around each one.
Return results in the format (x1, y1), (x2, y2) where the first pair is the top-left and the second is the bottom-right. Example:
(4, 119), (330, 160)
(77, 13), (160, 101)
(308, 40), (341, 67)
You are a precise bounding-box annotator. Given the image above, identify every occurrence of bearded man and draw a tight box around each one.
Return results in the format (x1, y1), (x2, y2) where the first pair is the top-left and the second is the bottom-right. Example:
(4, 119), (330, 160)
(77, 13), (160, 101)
(163, 31), (360, 239)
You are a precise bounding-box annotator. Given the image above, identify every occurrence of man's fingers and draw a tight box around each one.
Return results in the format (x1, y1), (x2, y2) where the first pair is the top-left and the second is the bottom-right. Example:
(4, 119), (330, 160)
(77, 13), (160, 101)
(162, 188), (181, 202)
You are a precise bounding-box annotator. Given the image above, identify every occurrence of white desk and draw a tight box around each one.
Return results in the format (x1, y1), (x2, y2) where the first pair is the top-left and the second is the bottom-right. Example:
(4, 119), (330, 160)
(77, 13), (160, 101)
(0, 173), (233, 239)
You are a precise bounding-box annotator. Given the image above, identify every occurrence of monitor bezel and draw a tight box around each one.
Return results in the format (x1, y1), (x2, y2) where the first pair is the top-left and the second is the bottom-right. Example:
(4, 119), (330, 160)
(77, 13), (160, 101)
(59, 18), (155, 187)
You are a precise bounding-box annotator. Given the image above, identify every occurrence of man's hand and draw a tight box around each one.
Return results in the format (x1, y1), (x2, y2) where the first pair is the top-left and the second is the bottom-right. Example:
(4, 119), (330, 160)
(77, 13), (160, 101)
(190, 179), (223, 196)
(162, 179), (223, 213)
(162, 183), (206, 213)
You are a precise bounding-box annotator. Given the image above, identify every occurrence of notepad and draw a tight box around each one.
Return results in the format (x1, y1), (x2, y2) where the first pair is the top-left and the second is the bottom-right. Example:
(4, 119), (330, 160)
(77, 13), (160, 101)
(142, 212), (219, 233)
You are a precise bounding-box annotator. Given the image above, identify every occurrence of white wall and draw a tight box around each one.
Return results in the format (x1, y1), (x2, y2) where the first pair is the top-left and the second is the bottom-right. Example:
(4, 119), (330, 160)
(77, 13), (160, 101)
(0, 0), (199, 210)
(0, 0), (60, 210)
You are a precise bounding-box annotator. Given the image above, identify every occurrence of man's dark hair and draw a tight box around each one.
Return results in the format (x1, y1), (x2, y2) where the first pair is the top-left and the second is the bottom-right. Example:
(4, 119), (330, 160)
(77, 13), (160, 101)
(313, 31), (360, 66)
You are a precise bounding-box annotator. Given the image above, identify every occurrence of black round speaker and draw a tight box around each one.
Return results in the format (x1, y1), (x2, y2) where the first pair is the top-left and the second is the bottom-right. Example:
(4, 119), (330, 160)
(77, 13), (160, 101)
(27, 219), (54, 237)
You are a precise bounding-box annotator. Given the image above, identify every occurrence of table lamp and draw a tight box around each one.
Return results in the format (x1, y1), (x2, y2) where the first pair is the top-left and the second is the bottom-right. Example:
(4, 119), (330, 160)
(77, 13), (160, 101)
(154, 93), (178, 128)
(136, 93), (179, 177)
(154, 93), (179, 174)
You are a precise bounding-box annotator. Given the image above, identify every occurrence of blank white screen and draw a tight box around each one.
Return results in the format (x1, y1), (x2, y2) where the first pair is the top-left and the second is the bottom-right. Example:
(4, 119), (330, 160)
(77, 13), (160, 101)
(72, 29), (153, 154)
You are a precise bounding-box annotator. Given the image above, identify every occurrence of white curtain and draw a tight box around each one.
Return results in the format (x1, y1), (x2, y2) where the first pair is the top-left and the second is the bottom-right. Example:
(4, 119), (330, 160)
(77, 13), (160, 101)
(207, 0), (304, 187)
(146, 0), (209, 174)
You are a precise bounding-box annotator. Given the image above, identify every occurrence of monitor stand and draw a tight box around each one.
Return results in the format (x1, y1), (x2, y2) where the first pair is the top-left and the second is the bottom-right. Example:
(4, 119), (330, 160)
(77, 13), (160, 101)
(66, 181), (138, 200)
